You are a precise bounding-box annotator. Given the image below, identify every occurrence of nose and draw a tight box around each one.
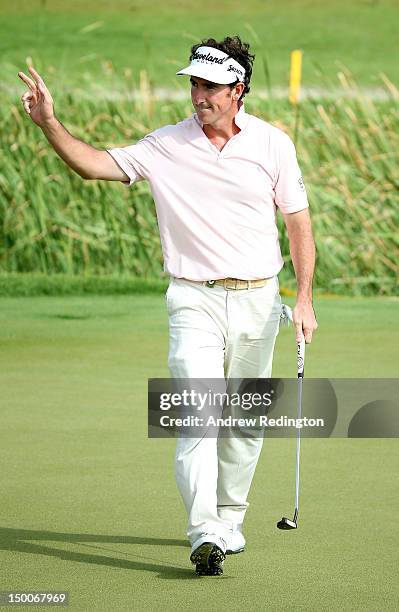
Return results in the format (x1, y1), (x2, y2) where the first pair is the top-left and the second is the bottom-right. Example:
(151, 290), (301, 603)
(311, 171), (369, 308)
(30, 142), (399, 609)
(191, 85), (206, 105)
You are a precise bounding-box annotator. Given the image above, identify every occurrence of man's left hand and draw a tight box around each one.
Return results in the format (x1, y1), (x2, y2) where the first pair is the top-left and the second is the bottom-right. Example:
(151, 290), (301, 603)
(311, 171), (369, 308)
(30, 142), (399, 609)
(292, 300), (318, 343)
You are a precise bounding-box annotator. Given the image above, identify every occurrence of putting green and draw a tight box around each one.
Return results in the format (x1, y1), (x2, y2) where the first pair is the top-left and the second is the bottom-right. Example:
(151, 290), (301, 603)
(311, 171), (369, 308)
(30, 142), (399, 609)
(0, 295), (397, 610)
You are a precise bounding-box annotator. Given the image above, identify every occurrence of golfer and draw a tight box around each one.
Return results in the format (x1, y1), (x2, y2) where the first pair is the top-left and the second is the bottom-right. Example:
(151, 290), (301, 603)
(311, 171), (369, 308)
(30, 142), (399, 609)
(18, 35), (317, 576)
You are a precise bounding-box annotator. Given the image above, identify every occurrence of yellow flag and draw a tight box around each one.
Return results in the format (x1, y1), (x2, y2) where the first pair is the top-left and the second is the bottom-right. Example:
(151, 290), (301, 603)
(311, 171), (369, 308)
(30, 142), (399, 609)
(289, 50), (303, 105)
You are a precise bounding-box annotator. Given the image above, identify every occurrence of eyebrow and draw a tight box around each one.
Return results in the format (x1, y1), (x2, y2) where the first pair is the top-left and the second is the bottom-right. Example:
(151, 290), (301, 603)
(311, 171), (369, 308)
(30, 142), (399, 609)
(190, 78), (218, 87)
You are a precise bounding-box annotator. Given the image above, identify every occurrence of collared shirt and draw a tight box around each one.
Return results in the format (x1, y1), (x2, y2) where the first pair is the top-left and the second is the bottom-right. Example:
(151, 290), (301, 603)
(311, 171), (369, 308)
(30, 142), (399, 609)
(107, 104), (309, 281)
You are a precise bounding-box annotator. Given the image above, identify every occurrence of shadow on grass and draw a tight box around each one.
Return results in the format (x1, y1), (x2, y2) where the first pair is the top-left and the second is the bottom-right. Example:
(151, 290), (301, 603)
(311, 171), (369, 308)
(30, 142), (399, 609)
(42, 314), (93, 320)
(36, 312), (130, 320)
(0, 527), (203, 580)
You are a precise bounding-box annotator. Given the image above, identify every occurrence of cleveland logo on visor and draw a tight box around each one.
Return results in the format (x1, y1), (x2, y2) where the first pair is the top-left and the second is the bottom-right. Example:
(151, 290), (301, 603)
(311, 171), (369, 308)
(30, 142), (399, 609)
(192, 51), (228, 65)
(176, 46), (246, 84)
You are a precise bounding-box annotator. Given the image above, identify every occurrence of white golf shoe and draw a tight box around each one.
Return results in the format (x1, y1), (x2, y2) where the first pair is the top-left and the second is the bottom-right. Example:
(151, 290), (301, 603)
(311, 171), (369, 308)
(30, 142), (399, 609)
(225, 525), (246, 555)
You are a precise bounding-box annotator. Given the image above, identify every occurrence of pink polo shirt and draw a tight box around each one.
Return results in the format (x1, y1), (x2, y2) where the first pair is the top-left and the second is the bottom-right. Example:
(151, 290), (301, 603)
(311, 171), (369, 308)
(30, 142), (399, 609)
(107, 105), (309, 281)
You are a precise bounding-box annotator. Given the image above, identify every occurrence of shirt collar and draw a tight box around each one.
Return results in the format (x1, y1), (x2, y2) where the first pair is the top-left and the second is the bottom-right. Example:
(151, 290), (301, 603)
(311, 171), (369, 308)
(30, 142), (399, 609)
(234, 102), (249, 129)
(194, 101), (249, 130)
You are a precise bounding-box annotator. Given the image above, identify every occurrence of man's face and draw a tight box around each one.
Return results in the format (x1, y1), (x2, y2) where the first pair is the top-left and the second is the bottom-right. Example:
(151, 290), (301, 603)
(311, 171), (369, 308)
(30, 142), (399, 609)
(190, 76), (238, 126)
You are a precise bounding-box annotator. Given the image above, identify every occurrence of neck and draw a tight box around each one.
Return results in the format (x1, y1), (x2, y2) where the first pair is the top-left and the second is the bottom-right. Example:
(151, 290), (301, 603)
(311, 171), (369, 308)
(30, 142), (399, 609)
(202, 102), (241, 140)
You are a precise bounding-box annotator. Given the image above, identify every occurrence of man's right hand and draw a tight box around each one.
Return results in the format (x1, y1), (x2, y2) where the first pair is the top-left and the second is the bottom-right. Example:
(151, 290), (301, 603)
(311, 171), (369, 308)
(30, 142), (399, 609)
(18, 66), (55, 127)
(17, 65), (130, 183)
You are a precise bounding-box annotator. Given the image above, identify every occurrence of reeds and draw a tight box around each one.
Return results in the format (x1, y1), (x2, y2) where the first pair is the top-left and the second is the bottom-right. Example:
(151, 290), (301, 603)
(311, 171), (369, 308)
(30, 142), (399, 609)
(1, 73), (398, 295)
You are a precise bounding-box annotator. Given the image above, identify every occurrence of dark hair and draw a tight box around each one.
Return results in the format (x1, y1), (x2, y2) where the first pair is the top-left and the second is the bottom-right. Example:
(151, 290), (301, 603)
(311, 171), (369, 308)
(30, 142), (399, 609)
(189, 35), (255, 99)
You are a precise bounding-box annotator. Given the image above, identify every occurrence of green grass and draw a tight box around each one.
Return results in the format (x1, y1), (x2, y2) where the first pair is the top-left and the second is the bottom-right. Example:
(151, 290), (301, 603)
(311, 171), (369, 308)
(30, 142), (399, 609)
(0, 295), (398, 610)
(0, 273), (169, 297)
(2, 0), (399, 92)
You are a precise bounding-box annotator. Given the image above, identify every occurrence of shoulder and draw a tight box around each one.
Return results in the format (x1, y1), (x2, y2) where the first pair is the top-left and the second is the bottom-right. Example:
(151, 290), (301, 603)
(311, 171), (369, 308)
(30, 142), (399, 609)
(246, 113), (294, 148)
(148, 115), (197, 140)
(245, 114), (297, 167)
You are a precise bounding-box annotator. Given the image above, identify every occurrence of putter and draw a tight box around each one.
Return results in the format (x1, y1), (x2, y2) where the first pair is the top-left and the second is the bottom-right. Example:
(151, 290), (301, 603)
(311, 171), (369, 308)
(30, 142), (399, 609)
(277, 329), (305, 530)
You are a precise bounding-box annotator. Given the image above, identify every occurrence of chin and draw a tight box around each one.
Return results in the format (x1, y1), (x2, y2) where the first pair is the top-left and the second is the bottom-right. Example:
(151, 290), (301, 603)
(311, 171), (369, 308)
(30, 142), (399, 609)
(199, 112), (215, 124)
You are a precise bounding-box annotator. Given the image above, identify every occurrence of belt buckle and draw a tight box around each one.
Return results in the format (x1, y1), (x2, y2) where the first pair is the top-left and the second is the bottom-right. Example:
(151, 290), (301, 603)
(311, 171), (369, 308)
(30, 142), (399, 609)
(206, 280), (216, 288)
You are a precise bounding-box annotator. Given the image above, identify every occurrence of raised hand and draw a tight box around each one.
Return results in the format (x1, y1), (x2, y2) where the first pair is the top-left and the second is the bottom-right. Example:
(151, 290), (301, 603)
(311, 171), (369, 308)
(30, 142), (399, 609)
(18, 66), (55, 127)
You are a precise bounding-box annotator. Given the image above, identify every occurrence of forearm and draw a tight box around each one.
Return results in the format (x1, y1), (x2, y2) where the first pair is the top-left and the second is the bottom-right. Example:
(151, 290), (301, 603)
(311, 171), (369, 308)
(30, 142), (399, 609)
(283, 210), (318, 341)
(286, 212), (316, 302)
(41, 116), (102, 179)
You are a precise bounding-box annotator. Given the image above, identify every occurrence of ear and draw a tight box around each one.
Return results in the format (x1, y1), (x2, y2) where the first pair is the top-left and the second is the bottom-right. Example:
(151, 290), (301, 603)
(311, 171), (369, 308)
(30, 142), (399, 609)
(232, 82), (245, 100)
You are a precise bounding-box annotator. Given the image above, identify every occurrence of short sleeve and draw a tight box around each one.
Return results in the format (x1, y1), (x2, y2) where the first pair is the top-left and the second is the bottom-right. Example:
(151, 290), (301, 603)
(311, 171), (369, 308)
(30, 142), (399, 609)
(274, 134), (309, 213)
(106, 134), (157, 187)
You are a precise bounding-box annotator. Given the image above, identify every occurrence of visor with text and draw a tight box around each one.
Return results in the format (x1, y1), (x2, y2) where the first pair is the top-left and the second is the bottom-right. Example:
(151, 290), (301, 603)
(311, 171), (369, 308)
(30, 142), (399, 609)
(177, 46), (246, 84)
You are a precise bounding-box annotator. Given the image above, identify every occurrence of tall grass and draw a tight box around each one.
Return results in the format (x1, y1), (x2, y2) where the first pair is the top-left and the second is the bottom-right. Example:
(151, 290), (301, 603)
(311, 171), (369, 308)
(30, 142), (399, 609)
(0, 73), (398, 295)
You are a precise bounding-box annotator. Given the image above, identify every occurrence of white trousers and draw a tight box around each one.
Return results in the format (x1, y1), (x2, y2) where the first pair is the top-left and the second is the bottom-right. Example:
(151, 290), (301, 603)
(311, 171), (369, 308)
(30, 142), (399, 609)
(166, 276), (282, 552)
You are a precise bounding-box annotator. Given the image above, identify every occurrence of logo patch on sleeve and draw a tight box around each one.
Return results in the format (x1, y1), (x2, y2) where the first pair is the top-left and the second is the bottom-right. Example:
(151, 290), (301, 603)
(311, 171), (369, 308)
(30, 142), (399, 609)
(298, 176), (305, 191)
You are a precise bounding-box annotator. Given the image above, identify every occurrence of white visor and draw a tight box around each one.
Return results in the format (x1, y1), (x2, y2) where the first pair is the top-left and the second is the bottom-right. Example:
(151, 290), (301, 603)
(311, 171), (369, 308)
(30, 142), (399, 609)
(176, 46), (246, 84)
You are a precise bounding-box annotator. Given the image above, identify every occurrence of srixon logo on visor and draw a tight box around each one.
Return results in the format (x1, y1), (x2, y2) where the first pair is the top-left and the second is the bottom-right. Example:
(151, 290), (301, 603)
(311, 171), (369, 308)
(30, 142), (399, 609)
(227, 64), (244, 77)
(192, 51), (228, 64)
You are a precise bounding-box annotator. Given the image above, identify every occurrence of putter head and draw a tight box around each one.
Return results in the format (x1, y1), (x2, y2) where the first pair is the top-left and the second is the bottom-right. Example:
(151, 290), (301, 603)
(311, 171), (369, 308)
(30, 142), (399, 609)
(277, 517), (297, 530)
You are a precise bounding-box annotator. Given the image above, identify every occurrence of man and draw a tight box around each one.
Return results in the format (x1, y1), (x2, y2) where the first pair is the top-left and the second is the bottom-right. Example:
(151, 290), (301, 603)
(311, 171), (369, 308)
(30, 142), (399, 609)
(18, 35), (317, 576)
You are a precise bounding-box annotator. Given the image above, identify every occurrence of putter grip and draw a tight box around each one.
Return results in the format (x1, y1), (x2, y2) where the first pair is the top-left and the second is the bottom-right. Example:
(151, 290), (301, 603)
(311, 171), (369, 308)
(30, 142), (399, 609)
(297, 335), (305, 378)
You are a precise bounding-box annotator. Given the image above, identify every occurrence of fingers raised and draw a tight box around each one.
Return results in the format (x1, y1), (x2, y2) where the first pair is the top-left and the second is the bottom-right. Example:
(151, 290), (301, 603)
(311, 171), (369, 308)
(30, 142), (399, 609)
(28, 66), (48, 89)
(18, 71), (37, 93)
(29, 66), (53, 102)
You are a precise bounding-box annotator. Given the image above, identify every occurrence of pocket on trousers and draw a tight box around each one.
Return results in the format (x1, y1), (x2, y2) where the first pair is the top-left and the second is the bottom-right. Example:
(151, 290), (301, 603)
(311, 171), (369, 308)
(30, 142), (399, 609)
(165, 279), (187, 314)
(251, 276), (280, 306)
(165, 280), (174, 310)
